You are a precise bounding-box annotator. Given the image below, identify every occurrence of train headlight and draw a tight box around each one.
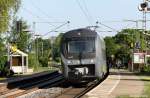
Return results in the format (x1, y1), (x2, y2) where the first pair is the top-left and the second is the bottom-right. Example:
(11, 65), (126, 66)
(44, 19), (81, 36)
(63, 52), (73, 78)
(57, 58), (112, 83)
(67, 60), (71, 64)
(91, 59), (94, 63)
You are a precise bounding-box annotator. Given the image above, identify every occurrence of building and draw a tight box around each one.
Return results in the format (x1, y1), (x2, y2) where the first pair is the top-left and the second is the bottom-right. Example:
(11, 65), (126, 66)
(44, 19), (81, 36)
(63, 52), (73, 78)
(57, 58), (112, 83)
(10, 45), (28, 74)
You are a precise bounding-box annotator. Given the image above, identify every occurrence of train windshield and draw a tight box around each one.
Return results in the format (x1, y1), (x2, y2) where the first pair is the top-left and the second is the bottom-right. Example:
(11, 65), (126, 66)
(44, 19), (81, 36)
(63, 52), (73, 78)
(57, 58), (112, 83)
(68, 40), (95, 53)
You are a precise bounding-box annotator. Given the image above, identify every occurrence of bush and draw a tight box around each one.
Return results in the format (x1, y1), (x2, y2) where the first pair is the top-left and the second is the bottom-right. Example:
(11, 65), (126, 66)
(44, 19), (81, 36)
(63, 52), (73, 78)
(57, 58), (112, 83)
(0, 56), (14, 77)
(0, 56), (7, 71)
(54, 57), (61, 63)
(147, 57), (150, 65)
(28, 53), (36, 68)
(143, 65), (150, 73)
(38, 56), (48, 67)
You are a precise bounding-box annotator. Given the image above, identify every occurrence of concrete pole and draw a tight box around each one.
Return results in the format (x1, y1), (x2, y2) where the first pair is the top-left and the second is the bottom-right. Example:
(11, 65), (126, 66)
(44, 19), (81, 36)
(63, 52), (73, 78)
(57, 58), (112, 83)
(7, 43), (10, 65)
(10, 55), (12, 69)
(33, 22), (37, 70)
(42, 41), (43, 57)
(26, 56), (28, 73)
(22, 56), (24, 74)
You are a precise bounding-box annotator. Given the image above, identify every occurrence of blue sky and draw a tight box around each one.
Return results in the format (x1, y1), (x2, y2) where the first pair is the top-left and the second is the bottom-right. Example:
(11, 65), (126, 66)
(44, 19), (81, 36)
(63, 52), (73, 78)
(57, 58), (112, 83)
(18, 0), (145, 38)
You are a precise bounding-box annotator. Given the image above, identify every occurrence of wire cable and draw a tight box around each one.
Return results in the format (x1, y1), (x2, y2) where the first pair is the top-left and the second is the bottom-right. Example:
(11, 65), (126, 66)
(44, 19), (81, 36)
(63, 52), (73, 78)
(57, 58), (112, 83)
(30, 0), (59, 21)
(75, 0), (93, 25)
(21, 1), (71, 36)
(21, 6), (43, 19)
(82, 0), (94, 22)
(21, 6), (57, 27)
(42, 21), (70, 37)
(97, 21), (119, 32)
(28, 0), (68, 28)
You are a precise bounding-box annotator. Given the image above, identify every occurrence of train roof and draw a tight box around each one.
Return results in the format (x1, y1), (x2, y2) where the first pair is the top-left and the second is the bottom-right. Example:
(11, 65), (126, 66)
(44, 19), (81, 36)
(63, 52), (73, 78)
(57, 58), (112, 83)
(63, 28), (97, 38)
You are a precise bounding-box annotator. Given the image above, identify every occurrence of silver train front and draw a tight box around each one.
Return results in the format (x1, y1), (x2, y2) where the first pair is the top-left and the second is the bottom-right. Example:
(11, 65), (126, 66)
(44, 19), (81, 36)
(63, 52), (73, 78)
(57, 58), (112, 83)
(60, 28), (108, 83)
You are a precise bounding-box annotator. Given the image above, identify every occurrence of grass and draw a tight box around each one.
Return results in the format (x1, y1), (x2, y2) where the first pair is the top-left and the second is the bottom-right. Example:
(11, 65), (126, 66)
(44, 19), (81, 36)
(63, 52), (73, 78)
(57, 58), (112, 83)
(116, 95), (133, 98)
(0, 77), (6, 81)
(141, 76), (150, 98)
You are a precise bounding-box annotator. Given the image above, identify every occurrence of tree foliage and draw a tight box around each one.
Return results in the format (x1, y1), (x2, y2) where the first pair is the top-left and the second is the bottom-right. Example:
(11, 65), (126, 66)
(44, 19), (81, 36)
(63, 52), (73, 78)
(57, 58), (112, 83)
(105, 29), (147, 63)
(52, 33), (63, 62)
(36, 38), (51, 67)
(104, 36), (120, 58)
(9, 19), (31, 52)
(0, 0), (21, 33)
(0, 37), (6, 70)
(31, 33), (63, 67)
(0, 0), (21, 75)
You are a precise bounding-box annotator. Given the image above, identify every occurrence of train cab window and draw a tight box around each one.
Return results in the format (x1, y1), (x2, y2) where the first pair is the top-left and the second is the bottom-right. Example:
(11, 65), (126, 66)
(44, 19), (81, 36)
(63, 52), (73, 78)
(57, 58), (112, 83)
(68, 40), (95, 53)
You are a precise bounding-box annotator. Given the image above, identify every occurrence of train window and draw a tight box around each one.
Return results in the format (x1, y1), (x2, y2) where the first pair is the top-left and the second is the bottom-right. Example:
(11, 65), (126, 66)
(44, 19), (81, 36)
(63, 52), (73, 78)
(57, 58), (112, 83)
(68, 40), (95, 53)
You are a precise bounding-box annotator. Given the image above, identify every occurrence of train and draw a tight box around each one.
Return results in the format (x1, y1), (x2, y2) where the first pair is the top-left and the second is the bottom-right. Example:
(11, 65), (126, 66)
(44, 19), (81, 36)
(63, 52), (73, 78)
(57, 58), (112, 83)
(60, 28), (108, 83)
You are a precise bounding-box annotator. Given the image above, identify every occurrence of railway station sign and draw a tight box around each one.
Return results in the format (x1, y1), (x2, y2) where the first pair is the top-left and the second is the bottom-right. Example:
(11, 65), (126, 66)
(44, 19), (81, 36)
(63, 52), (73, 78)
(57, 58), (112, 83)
(133, 53), (145, 64)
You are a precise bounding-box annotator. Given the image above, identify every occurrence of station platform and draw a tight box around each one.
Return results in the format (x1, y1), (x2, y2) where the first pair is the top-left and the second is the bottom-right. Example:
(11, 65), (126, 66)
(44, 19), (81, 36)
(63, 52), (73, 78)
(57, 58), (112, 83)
(82, 69), (144, 98)
(0, 71), (56, 84)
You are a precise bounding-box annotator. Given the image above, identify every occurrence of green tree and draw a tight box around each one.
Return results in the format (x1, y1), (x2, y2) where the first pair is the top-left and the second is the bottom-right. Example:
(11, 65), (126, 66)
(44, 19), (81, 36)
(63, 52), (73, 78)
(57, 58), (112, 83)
(52, 33), (63, 62)
(117, 29), (146, 66)
(37, 33), (63, 67)
(0, 0), (21, 76)
(36, 38), (51, 67)
(0, 36), (6, 71)
(104, 36), (120, 58)
(9, 19), (31, 52)
(117, 29), (146, 50)
(0, 0), (21, 33)
(105, 28), (147, 66)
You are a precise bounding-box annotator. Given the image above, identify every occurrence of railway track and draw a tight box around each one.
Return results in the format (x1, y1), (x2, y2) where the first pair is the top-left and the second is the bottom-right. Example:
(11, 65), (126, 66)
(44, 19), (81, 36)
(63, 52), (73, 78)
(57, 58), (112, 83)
(53, 80), (100, 98)
(53, 74), (108, 98)
(0, 71), (108, 98)
(17, 74), (108, 98)
(0, 71), (64, 98)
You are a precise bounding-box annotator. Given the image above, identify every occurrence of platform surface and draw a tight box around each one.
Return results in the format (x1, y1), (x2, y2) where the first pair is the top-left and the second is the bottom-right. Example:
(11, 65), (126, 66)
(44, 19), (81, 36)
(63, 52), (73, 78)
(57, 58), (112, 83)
(83, 69), (144, 98)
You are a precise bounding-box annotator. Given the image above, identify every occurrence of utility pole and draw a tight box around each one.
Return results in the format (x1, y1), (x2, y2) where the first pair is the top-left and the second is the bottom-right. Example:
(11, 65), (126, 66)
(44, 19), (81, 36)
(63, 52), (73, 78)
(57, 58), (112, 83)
(7, 31), (10, 69)
(33, 22), (38, 70)
(34, 34), (40, 70)
(41, 41), (43, 57)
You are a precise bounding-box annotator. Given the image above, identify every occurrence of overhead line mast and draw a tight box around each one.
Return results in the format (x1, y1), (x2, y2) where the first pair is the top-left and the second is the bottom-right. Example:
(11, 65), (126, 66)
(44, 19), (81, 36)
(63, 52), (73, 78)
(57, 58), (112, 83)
(138, 0), (150, 34)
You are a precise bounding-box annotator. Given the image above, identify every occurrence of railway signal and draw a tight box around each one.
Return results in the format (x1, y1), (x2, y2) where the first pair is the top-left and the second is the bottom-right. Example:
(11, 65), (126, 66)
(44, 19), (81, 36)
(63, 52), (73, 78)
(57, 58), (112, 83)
(138, 1), (150, 11)
(138, 2), (148, 11)
(16, 21), (22, 33)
